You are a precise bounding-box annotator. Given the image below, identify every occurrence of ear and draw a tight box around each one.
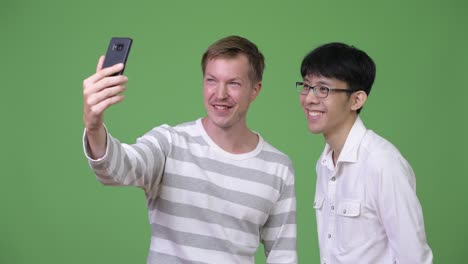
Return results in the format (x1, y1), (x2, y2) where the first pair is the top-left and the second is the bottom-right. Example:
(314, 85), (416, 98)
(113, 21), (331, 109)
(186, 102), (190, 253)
(250, 81), (262, 102)
(350, 91), (367, 111)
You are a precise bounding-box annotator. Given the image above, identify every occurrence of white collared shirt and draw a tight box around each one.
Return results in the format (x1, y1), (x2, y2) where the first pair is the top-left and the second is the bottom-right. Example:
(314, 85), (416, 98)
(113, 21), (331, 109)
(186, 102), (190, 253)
(314, 117), (433, 264)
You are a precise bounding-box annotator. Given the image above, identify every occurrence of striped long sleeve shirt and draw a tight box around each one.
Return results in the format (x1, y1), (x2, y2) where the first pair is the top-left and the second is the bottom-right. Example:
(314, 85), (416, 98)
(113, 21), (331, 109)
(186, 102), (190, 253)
(84, 119), (297, 264)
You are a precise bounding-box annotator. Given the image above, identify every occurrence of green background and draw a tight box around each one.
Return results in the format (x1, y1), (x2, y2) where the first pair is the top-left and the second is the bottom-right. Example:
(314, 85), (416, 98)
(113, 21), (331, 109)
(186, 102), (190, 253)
(2, 0), (466, 263)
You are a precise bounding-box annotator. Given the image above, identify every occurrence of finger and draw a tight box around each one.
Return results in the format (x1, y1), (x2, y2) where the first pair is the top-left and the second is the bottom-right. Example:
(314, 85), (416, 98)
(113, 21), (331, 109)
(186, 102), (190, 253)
(96, 55), (105, 72)
(86, 63), (125, 85)
(87, 75), (128, 95)
(90, 95), (125, 115)
(84, 72), (128, 95)
(86, 85), (127, 106)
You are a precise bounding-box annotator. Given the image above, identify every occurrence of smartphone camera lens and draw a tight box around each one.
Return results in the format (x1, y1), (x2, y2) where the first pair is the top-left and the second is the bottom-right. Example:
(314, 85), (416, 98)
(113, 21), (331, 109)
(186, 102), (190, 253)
(113, 44), (124, 51)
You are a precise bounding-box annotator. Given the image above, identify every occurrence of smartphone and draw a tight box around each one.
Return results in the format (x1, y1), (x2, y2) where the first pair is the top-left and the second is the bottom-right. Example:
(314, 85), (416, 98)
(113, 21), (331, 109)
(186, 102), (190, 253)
(102, 37), (133, 76)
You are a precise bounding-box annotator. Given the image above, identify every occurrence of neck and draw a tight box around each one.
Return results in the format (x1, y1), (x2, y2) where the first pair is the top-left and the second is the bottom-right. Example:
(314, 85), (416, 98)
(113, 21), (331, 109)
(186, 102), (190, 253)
(324, 115), (358, 165)
(202, 117), (258, 154)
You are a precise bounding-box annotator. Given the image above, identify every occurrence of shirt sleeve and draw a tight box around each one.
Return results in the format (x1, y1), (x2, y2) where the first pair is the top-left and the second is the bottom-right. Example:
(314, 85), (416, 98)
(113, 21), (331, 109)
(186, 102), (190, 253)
(260, 163), (298, 264)
(371, 153), (433, 264)
(82, 125), (172, 193)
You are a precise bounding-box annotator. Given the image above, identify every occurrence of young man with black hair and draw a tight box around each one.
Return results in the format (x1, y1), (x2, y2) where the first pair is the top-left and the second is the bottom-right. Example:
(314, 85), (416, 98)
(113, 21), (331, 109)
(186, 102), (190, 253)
(82, 36), (297, 264)
(296, 42), (433, 263)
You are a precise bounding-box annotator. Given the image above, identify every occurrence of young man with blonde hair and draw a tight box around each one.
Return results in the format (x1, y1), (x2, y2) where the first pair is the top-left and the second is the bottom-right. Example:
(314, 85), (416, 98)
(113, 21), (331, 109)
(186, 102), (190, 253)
(82, 35), (297, 264)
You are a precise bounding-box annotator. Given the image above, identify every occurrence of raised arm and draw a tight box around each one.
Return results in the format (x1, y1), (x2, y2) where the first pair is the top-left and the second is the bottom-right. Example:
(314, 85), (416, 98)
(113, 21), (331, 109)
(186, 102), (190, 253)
(83, 56), (128, 159)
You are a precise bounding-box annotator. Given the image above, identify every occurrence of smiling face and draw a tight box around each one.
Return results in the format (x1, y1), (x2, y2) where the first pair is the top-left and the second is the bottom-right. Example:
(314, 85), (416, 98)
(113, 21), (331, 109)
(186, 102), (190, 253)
(300, 74), (362, 140)
(202, 55), (261, 133)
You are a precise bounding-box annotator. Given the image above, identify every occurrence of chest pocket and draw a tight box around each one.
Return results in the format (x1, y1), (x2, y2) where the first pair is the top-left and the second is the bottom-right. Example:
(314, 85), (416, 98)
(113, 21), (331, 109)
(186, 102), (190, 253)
(336, 200), (366, 251)
(337, 201), (361, 217)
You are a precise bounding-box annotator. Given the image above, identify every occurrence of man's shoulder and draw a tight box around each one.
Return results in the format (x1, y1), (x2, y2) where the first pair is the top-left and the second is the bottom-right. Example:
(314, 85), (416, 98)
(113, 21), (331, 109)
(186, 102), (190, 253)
(174, 119), (198, 129)
(147, 119), (199, 135)
(360, 130), (412, 171)
(139, 119), (203, 146)
(362, 130), (403, 157)
(259, 139), (293, 167)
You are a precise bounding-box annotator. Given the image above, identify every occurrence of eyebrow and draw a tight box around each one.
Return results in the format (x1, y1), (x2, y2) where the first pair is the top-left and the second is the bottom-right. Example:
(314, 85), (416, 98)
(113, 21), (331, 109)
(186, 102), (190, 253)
(204, 74), (243, 83)
(204, 74), (216, 79)
(303, 79), (332, 86)
(227, 78), (243, 82)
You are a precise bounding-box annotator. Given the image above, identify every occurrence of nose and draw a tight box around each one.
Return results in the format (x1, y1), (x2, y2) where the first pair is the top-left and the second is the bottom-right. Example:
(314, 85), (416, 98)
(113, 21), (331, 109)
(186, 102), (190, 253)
(216, 84), (228, 99)
(303, 89), (320, 105)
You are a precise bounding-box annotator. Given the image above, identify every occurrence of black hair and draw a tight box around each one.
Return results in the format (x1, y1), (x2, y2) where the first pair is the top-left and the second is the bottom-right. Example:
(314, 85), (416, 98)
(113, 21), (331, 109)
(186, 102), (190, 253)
(301, 42), (376, 113)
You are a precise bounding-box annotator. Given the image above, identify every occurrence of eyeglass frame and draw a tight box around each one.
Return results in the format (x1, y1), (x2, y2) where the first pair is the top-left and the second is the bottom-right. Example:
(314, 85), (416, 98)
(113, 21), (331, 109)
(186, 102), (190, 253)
(295, 81), (354, 98)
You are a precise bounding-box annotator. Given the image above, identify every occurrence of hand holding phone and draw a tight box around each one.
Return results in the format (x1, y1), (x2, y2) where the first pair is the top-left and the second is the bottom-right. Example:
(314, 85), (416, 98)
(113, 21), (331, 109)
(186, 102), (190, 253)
(102, 37), (133, 76)
(82, 38), (132, 137)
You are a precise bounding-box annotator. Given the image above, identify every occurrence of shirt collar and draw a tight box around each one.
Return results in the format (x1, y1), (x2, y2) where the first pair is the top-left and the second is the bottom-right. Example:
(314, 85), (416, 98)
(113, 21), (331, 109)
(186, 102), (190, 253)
(320, 117), (368, 168)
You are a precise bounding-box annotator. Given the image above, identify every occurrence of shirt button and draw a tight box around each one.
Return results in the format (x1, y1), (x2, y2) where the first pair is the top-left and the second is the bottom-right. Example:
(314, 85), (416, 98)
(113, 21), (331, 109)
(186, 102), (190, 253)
(331, 177), (336, 181)
(331, 205), (334, 210)
(328, 234), (331, 238)
(343, 209), (347, 214)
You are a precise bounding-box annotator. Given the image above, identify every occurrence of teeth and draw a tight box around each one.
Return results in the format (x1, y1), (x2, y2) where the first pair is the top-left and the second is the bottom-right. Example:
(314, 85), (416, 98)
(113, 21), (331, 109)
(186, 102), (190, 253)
(309, 111), (322, 117)
(215, 105), (228, 110)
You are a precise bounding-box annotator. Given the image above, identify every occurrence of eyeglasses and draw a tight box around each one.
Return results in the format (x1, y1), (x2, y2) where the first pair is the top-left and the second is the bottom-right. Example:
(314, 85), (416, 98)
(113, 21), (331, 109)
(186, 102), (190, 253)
(295, 82), (353, 98)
